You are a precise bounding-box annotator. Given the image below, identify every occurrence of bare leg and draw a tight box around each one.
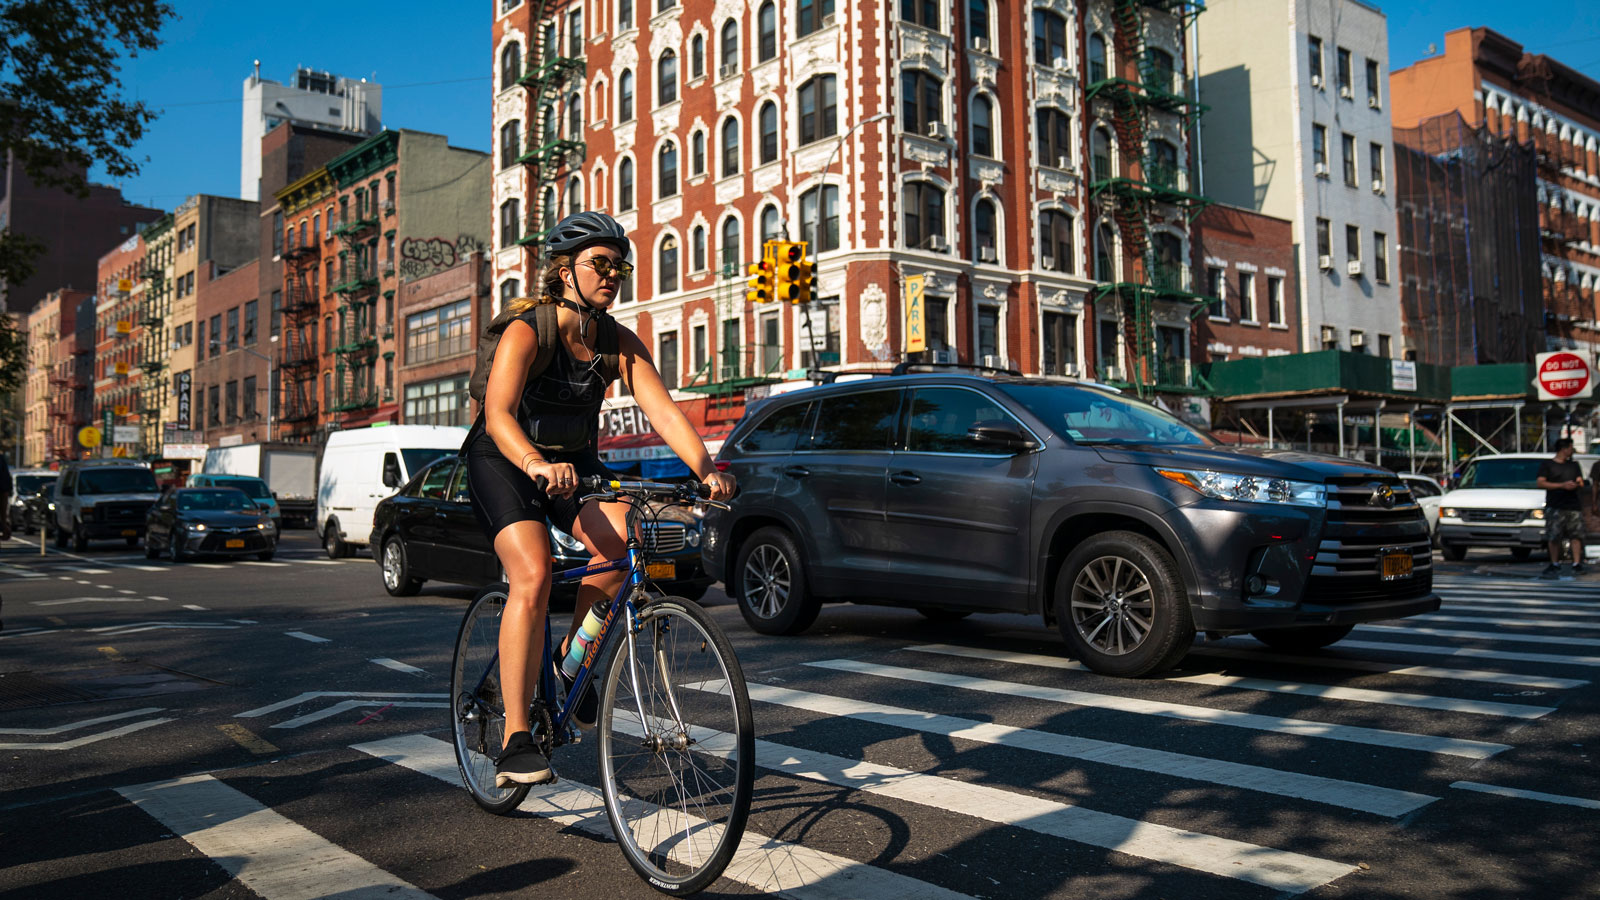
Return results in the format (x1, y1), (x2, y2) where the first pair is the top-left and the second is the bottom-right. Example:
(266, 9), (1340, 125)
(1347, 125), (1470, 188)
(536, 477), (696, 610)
(1573, 539), (1585, 566)
(565, 501), (631, 655)
(494, 519), (554, 746)
(1550, 540), (1564, 564)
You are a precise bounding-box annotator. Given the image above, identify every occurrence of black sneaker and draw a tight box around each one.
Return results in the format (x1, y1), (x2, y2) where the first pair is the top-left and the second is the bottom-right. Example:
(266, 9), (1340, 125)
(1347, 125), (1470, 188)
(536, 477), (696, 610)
(560, 667), (598, 731)
(1540, 564), (1562, 580)
(1574, 563), (1587, 576)
(494, 730), (553, 787)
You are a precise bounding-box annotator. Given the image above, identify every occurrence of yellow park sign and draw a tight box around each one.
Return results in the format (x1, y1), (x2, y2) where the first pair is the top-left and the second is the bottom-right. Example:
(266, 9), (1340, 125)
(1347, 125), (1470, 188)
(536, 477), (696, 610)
(904, 274), (927, 353)
(78, 426), (102, 448)
(114, 404), (129, 416)
(117, 278), (132, 294)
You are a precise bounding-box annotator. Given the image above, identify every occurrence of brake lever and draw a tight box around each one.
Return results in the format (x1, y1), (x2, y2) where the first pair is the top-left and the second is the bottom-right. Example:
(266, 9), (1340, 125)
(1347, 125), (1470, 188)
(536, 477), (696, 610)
(698, 499), (732, 511)
(577, 491), (618, 504)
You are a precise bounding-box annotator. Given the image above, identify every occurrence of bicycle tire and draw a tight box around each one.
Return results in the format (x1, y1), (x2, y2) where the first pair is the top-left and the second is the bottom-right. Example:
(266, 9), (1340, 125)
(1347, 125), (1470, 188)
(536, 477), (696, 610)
(450, 584), (531, 814)
(596, 596), (755, 896)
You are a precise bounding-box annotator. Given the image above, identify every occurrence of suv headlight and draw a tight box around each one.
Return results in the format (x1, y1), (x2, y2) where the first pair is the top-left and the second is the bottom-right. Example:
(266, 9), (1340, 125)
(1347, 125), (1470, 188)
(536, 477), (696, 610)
(1440, 507), (1458, 519)
(1529, 509), (1546, 520)
(1156, 468), (1326, 508)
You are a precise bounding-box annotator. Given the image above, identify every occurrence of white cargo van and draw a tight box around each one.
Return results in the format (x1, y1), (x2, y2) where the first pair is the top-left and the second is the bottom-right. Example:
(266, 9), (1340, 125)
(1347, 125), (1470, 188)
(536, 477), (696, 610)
(317, 425), (467, 558)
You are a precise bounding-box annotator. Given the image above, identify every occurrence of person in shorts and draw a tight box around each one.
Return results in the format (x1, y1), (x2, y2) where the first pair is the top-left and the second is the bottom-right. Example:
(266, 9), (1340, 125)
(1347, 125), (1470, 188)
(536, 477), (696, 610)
(1537, 438), (1585, 578)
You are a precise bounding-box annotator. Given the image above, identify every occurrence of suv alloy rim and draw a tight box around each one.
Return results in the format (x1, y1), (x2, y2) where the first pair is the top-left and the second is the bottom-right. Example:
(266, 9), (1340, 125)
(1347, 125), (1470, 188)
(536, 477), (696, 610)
(1070, 555), (1156, 656)
(382, 541), (402, 590)
(742, 545), (791, 618)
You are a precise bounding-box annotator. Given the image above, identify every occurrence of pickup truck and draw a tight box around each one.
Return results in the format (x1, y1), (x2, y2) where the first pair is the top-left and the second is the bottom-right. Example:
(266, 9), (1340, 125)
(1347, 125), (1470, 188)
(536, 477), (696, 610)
(1435, 452), (1599, 560)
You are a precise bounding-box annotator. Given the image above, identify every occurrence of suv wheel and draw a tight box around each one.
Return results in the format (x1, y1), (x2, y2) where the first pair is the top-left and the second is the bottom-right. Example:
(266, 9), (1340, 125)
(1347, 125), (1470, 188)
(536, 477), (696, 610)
(1440, 543), (1467, 562)
(71, 523), (88, 552)
(1250, 624), (1355, 651)
(54, 524), (67, 548)
(1509, 547), (1532, 561)
(324, 519), (347, 559)
(381, 537), (422, 596)
(734, 526), (819, 635)
(1054, 531), (1193, 677)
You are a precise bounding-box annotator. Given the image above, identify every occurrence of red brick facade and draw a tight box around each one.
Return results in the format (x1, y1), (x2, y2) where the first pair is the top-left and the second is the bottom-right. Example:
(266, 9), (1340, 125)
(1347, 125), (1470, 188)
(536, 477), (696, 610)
(192, 259), (266, 445)
(1192, 204), (1300, 362)
(395, 252), (490, 427)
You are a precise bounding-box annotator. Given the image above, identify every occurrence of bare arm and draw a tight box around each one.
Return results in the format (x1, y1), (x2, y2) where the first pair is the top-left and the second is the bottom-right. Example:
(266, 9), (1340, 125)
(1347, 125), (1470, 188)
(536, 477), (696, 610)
(616, 325), (734, 499)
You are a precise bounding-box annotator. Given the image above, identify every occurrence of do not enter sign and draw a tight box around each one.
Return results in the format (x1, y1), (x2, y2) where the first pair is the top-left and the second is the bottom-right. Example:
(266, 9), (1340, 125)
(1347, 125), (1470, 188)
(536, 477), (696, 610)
(1535, 351), (1595, 401)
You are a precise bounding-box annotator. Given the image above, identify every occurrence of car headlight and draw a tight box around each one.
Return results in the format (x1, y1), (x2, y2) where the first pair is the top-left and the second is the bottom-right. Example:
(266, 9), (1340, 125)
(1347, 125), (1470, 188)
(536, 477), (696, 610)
(1156, 468), (1326, 508)
(192, 522), (207, 532)
(1530, 509), (1546, 520)
(257, 522), (269, 531)
(549, 525), (585, 552)
(686, 529), (702, 548)
(1440, 507), (1458, 519)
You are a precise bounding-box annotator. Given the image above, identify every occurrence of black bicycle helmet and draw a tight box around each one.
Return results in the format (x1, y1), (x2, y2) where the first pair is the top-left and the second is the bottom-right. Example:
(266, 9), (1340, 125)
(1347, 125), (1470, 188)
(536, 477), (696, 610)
(546, 211), (630, 259)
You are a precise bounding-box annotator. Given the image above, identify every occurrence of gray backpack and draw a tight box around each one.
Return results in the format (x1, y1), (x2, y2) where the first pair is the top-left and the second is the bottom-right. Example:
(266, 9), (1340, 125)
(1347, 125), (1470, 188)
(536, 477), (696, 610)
(468, 301), (620, 405)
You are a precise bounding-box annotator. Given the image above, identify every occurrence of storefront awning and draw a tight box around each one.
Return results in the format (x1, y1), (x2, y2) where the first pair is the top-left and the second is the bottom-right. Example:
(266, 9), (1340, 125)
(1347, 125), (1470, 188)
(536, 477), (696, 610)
(598, 424), (735, 464)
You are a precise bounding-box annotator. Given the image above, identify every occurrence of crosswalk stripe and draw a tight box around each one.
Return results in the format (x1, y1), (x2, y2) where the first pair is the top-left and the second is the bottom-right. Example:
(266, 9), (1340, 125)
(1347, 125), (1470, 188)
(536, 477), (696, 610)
(298, 559), (345, 566)
(740, 681), (1435, 816)
(273, 700), (448, 730)
(117, 774), (439, 900)
(1190, 645), (1590, 689)
(1438, 594), (1600, 610)
(1436, 578), (1600, 592)
(911, 644), (1555, 719)
(1435, 603), (1600, 618)
(1450, 781), (1600, 811)
(242, 561), (291, 567)
(1335, 639), (1600, 668)
(355, 733), (981, 900)
(1362, 624), (1600, 648)
(1419, 613), (1600, 629)
(808, 659), (1510, 759)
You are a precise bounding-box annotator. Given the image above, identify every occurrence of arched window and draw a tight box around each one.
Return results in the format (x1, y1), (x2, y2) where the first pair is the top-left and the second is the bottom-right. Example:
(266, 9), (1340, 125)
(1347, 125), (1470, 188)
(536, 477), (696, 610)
(692, 225), (707, 272)
(797, 75), (837, 145)
(901, 70), (942, 133)
(659, 236), (679, 294)
(1091, 127), (1113, 182)
(1152, 231), (1184, 288)
(1148, 139), (1180, 189)
(757, 2), (777, 61)
(541, 187), (556, 235)
(758, 101), (779, 164)
(1033, 10), (1068, 66)
(798, 0), (836, 37)
(619, 0), (634, 29)
(499, 199), (520, 248)
(1040, 210), (1074, 272)
(566, 92), (582, 137)
(691, 33), (705, 79)
(1095, 223), (1116, 280)
(720, 19), (739, 73)
(800, 184), (839, 252)
(1146, 48), (1176, 93)
(567, 177), (583, 217)
(619, 69), (635, 122)
(967, 0), (990, 48)
(974, 198), (997, 261)
(500, 120), (521, 168)
(1036, 108), (1072, 167)
(619, 158), (635, 211)
(541, 103), (557, 145)
(902, 181), (946, 250)
(1088, 34), (1108, 84)
(691, 130), (706, 176)
(500, 42), (522, 90)
(721, 216), (741, 271)
(760, 204), (782, 242)
(901, 0), (939, 29)
(721, 117), (740, 177)
(659, 142), (679, 198)
(971, 95), (993, 157)
(658, 50), (678, 106)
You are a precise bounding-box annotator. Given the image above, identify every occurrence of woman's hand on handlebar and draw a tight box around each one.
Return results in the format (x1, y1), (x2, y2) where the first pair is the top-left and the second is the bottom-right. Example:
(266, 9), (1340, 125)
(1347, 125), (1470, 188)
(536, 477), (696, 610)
(702, 470), (736, 501)
(528, 461), (579, 498)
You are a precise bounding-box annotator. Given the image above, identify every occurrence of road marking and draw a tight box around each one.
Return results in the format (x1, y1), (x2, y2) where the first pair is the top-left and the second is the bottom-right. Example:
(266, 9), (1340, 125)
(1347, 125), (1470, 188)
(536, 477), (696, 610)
(117, 774), (439, 900)
(183, 604), (207, 611)
(230, 619), (258, 624)
(1362, 624), (1600, 648)
(98, 646), (122, 660)
(242, 561), (290, 567)
(56, 576), (72, 581)
(1451, 781), (1600, 810)
(216, 723), (279, 755)
(0, 707), (165, 735)
(192, 563), (228, 569)
(89, 622), (241, 636)
(0, 717), (171, 750)
(284, 631), (330, 643)
(75, 580), (91, 585)
(740, 681), (1434, 817)
(148, 595), (168, 601)
(298, 559), (344, 566)
(1189, 645), (1589, 689)
(912, 644), (1556, 718)
(1438, 593), (1600, 609)
(67, 568), (110, 574)
(1338, 638), (1600, 668)
(236, 691), (449, 719)
(117, 589), (137, 595)
(31, 596), (146, 606)
(95, 584), (113, 589)
(1436, 604), (1600, 618)
(807, 659), (1510, 759)
(1421, 613), (1600, 629)
(46, 616), (66, 626)
(127, 565), (164, 572)
(370, 658), (426, 677)
(0, 628), (59, 640)
(273, 700), (448, 730)
(360, 734), (986, 900)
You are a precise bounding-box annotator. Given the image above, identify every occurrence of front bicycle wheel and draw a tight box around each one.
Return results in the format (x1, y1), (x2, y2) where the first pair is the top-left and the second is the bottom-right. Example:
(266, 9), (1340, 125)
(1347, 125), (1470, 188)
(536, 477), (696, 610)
(597, 596), (755, 896)
(450, 584), (530, 814)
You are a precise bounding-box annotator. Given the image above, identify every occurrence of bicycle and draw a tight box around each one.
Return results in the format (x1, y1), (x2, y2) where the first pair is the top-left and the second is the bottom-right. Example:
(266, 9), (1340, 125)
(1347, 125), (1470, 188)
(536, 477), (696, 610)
(449, 474), (755, 896)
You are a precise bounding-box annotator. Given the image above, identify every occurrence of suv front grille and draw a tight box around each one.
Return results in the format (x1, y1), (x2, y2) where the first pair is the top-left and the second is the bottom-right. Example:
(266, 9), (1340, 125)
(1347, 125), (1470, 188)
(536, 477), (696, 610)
(1460, 508), (1525, 524)
(1312, 476), (1433, 605)
(642, 522), (687, 554)
(93, 501), (152, 523)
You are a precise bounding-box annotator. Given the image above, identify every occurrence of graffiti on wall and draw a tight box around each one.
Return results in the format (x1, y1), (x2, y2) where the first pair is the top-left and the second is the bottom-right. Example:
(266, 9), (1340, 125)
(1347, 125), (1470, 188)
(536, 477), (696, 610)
(398, 233), (488, 280)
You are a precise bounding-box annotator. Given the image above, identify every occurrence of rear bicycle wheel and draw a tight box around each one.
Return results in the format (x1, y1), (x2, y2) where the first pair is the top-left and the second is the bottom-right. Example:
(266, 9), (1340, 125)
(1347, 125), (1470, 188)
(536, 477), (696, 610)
(450, 584), (530, 814)
(597, 597), (755, 896)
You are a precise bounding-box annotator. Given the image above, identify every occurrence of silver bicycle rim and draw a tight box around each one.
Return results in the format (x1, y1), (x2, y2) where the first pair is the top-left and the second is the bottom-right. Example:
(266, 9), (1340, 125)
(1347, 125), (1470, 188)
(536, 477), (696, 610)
(1070, 555), (1156, 656)
(741, 544), (791, 619)
(600, 604), (746, 883)
(452, 591), (520, 805)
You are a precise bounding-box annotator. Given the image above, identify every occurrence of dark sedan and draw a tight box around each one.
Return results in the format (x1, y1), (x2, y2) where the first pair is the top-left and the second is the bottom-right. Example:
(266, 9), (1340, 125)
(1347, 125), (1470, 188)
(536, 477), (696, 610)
(144, 488), (278, 562)
(370, 455), (714, 600)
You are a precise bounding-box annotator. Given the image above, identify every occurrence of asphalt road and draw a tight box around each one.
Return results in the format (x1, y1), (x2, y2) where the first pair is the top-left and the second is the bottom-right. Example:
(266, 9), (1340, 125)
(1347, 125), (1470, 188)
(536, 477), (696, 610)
(2, 533), (1598, 899)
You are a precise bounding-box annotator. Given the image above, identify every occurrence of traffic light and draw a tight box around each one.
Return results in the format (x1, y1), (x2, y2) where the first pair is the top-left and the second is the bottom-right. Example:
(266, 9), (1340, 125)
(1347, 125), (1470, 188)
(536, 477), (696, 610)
(746, 257), (774, 304)
(773, 241), (804, 303)
(791, 245), (814, 305)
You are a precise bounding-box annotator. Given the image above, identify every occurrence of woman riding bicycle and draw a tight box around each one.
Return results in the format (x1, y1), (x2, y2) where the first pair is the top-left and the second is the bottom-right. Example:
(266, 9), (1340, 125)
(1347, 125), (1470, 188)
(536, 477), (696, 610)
(464, 210), (736, 787)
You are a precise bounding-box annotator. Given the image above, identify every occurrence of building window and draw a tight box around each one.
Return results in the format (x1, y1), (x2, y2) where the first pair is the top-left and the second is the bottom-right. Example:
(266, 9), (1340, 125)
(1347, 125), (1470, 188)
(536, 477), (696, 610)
(692, 225), (706, 272)
(1378, 333), (1392, 358)
(500, 120), (521, 168)
(1374, 232), (1389, 282)
(797, 75), (837, 146)
(1346, 224), (1361, 262)
(1088, 33), (1108, 83)
(500, 279), (520, 308)
(1206, 266), (1226, 318)
(1337, 47), (1352, 96)
(1316, 218), (1331, 260)
(619, 0), (633, 28)
(619, 157), (635, 210)
(1309, 35), (1323, 86)
(693, 323), (708, 376)
(971, 95), (994, 157)
(1366, 58), (1381, 107)
(1341, 132), (1356, 187)
(900, 69), (943, 134)
(225, 380), (238, 423)
(974, 198), (997, 262)
(721, 117), (740, 176)
(658, 0), (675, 11)
(901, 0), (939, 29)
(540, 187), (556, 235)
(1094, 223), (1115, 280)
(800, 184), (840, 253)
(1033, 10), (1068, 66)
(761, 204), (782, 242)
(209, 384), (221, 426)
(757, 1), (777, 61)
(1238, 272), (1256, 322)
(977, 304), (1000, 358)
(566, 176), (582, 217)
(406, 299), (473, 365)
(1042, 311), (1077, 376)
(924, 296), (949, 351)
(567, 93), (582, 137)
(1267, 276), (1284, 325)
(500, 199), (520, 247)
(967, 0), (990, 48)
(270, 289), (282, 338)
(720, 19), (738, 73)
(692, 129), (706, 176)
(243, 375), (257, 421)
(721, 216), (742, 272)
(903, 182), (946, 251)
(1370, 142), (1385, 192)
(758, 310), (781, 374)
(244, 299), (258, 345)
(567, 9), (583, 54)
(657, 50), (677, 105)
(541, 102), (556, 145)
(660, 236), (679, 294)
(226, 307), (240, 350)
(1040, 209), (1074, 272)
(1037, 108), (1073, 167)
(403, 375), (470, 427)
(658, 331), (679, 389)
(721, 317), (742, 379)
(690, 33), (705, 79)
(501, 42), (521, 89)
(619, 69), (634, 121)
(659, 142), (678, 197)
(1313, 124), (1327, 174)
(758, 101), (779, 163)
(799, 0), (835, 37)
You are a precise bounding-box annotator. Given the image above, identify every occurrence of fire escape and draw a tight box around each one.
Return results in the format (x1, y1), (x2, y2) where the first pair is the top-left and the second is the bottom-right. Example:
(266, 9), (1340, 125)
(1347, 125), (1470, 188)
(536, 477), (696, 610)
(281, 229), (321, 437)
(1087, 0), (1212, 397)
(514, 4), (587, 274)
(331, 193), (380, 417)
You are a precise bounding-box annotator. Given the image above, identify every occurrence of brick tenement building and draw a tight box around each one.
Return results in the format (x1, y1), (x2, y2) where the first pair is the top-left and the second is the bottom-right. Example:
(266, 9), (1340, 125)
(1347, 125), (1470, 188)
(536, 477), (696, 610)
(395, 251), (490, 427)
(1193, 203), (1300, 364)
(493, 0), (1211, 416)
(92, 234), (150, 457)
(1390, 27), (1600, 355)
(193, 259), (266, 446)
(23, 290), (88, 465)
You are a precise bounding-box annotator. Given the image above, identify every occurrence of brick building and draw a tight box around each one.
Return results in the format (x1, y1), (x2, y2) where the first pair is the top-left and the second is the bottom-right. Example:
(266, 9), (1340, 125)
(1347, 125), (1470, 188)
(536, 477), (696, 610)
(193, 259), (266, 445)
(1390, 27), (1600, 356)
(492, 0), (1212, 422)
(92, 235), (150, 457)
(1193, 203), (1299, 364)
(22, 290), (89, 465)
(395, 251), (490, 427)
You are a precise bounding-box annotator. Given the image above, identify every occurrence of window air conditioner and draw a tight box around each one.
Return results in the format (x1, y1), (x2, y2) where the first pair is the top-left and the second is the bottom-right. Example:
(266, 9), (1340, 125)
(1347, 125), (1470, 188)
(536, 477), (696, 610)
(1339, 84), (1353, 99)
(1100, 364), (1123, 382)
(820, 12), (836, 28)
(1368, 96), (1381, 109)
(1346, 259), (1363, 277)
(1318, 254), (1333, 270)
(973, 37), (990, 53)
(927, 121), (951, 141)
(1372, 179), (1385, 194)
(982, 355), (1011, 369)
(1350, 331), (1366, 347)
(1055, 154), (1073, 170)
(1320, 324), (1338, 343)
(930, 348), (959, 364)
(927, 235), (949, 252)
(1041, 255), (1056, 270)
(979, 246), (998, 263)
(1052, 55), (1068, 71)
(1310, 74), (1324, 89)
(719, 63), (737, 79)
(1062, 362), (1079, 376)
(1314, 162), (1329, 177)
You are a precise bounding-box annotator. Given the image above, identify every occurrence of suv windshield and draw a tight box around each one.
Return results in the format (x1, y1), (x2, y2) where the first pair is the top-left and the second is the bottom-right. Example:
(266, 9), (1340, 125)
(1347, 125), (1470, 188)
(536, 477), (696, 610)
(998, 383), (1213, 446)
(216, 478), (270, 499)
(77, 468), (159, 495)
(14, 474), (54, 495)
(178, 489), (256, 512)
(1458, 458), (1543, 489)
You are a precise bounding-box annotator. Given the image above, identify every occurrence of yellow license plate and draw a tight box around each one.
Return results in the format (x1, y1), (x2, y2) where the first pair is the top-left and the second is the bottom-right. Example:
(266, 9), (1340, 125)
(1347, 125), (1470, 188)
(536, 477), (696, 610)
(121, 529), (138, 536)
(1380, 551), (1414, 580)
(225, 539), (245, 549)
(646, 562), (674, 580)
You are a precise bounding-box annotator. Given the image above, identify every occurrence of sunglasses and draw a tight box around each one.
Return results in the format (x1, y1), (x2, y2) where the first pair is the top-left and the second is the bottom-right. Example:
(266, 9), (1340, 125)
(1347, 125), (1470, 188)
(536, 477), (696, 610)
(578, 257), (634, 282)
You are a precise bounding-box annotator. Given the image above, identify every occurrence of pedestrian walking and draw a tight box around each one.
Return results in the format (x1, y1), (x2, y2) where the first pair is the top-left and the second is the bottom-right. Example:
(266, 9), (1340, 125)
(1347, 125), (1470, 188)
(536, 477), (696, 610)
(1538, 438), (1586, 578)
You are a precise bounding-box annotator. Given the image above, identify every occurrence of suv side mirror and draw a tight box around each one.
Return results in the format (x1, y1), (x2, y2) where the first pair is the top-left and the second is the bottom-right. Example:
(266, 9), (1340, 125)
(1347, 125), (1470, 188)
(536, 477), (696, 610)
(382, 455), (402, 488)
(968, 421), (1037, 453)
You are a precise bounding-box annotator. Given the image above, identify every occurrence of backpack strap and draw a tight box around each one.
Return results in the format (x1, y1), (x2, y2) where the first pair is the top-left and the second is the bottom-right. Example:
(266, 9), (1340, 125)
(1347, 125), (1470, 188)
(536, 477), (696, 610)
(525, 301), (561, 382)
(595, 314), (622, 386)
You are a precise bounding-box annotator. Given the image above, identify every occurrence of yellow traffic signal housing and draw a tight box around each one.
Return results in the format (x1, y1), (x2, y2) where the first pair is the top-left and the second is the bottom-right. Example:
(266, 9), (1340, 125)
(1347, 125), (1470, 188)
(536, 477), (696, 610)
(791, 253), (814, 305)
(746, 258), (774, 304)
(773, 241), (806, 303)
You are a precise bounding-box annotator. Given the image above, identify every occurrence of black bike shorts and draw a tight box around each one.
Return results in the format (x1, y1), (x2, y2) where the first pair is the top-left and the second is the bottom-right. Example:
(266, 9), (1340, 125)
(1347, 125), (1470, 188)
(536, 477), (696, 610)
(464, 430), (614, 543)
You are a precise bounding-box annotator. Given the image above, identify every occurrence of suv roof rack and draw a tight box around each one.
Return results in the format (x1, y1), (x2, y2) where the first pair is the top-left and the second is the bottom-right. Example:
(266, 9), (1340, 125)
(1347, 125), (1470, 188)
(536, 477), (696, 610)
(889, 361), (1023, 377)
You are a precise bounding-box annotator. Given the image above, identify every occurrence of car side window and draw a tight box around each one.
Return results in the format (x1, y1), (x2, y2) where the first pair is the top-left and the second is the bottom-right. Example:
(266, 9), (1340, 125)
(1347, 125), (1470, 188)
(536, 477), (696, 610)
(738, 402), (813, 453)
(807, 390), (901, 452)
(447, 462), (472, 504)
(905, 387), (1020, 455)
(418, 462), (454, 500)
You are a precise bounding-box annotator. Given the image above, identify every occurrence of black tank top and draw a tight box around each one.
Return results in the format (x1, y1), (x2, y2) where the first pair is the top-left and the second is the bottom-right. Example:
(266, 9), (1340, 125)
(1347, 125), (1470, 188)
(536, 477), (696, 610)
(467, 315), (610, 454)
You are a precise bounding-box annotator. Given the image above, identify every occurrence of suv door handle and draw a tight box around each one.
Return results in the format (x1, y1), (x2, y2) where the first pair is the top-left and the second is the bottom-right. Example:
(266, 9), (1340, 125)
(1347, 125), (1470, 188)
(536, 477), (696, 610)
(783, 466), (811, 479)
(890, 471), (922, 486)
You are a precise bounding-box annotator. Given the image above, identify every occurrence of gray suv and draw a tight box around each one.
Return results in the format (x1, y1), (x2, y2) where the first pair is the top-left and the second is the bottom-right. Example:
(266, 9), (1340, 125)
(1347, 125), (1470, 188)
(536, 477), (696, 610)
(53, 460), (162, 551)
(701, 370), (1440, 677)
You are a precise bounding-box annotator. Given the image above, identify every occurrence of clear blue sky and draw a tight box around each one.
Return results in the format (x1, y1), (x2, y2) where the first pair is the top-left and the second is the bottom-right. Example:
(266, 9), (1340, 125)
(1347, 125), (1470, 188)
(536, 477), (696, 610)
(100, 2), (1594, 211)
